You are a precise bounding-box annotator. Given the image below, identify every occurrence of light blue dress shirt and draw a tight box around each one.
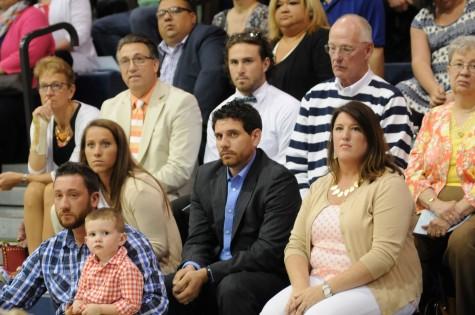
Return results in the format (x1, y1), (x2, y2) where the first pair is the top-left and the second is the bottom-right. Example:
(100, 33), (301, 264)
(183, 152), (256, 270)
(219, 152), (256, 260)
(158, 35), (188, 85)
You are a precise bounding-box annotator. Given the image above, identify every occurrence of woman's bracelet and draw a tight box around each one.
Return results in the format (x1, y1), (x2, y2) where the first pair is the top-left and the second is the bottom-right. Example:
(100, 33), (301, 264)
(21, 173), (28, 184)
(427, 196), (436, 205)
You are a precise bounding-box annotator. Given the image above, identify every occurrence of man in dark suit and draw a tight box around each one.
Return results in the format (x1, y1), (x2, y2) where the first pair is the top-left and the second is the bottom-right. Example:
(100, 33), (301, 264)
(157, 0), (233, 160)
(166, 100), (302, 315)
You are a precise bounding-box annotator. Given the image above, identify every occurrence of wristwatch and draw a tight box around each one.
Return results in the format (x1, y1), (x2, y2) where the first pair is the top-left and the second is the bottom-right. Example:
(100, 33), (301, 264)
(321, 281), (333, 298)
(206, 265), (214, 283)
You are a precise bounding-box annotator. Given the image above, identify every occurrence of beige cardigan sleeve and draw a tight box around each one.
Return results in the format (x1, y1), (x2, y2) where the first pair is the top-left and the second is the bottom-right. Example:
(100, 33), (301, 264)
(284, 193), (312, 262)
(120, 174), (171, 260)
(354, 174), (415, 279)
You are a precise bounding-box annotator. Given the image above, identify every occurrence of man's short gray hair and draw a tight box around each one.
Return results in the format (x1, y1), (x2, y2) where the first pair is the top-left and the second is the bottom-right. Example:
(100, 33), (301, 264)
(448, 36), (475, 62)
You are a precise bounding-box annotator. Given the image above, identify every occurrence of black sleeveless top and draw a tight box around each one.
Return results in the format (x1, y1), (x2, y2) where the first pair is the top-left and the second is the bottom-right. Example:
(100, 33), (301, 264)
(53, 103), (81, 166)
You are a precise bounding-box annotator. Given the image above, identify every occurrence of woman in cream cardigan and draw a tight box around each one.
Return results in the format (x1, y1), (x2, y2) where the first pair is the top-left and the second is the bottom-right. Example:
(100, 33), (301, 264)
(261, 101), (421, 315)
(79, 119), (182, 274)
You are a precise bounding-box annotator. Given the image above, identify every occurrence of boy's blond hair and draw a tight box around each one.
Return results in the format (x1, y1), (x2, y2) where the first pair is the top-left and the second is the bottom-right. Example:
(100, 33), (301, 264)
(85, 208), (125, 233)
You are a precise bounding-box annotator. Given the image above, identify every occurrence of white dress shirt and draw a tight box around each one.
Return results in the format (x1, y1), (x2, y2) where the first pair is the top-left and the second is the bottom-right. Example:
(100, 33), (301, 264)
(204, 81), (300, 165)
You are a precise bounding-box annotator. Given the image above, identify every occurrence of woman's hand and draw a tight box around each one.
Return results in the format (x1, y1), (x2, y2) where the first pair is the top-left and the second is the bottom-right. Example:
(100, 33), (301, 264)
(0, 172), (22, 191)
(454, 199), (474, 218)
(33, 102), (53, 121)
(423, 217), (450, 238)
(291, 286), (325, 315)
(429, 85), (447, 107)
(285, 287), (308, 315)
(431, 199), (461, 225)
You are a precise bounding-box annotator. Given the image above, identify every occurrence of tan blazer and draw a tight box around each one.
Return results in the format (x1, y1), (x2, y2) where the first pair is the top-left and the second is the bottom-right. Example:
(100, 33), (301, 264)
(101, 81), (202, 199)
(285, 172), (422, 315)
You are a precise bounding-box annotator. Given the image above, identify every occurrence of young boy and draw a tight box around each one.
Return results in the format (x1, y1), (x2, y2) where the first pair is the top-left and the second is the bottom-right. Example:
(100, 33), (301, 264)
(69, 208), (144, 315)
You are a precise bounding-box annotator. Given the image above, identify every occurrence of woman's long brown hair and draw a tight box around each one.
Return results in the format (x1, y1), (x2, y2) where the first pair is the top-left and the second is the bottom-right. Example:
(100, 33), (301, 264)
(79, 119), (171, 215)
(327, 101), (402, 183)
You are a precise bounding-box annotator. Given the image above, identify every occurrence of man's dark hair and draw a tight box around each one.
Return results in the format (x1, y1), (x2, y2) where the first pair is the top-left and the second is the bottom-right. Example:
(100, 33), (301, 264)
(224, 30), (273, 63)
(212, 100), (262, 134)
(55, 162), (100, 194)
(178, 0), (196, 12)
(116, 34), (159, 59)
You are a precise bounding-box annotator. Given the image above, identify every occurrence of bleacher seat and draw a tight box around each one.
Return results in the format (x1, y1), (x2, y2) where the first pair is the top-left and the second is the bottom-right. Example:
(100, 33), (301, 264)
(384, 62), (413, 86)
(75, 70), (126, 109)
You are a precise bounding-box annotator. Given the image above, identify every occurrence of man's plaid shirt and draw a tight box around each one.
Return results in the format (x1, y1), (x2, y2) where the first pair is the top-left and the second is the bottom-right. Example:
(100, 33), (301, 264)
(0, 225), (168, 314)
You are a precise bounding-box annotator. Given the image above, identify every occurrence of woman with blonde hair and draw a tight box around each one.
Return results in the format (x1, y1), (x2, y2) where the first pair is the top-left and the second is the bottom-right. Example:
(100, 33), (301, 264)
(80, 119), (182, 274)
(0, 56), (99, 254)
(267, 0), (332, 100)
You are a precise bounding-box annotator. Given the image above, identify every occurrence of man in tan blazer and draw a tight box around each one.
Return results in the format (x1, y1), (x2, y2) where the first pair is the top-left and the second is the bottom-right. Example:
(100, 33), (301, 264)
(101, 34), (202, 199)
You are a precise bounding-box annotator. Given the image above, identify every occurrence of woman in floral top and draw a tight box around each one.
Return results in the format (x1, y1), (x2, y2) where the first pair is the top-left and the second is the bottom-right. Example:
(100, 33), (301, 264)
(212, 0), (268, 37)
(405, 35), (475, 315)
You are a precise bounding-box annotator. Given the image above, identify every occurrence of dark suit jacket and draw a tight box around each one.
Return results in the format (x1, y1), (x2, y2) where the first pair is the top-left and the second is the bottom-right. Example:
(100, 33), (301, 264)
(182, 149), (302, 283)
(159, 23), (233, 123)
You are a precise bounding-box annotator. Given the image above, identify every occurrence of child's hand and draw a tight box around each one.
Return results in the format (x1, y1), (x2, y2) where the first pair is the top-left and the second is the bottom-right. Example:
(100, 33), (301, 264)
(65, 305), (73, 315)
(82, 304), (102, 315)
(71, 300), (85, 314)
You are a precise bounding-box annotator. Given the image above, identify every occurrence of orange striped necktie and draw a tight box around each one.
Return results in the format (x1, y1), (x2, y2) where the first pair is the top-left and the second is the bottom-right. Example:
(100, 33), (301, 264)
(130, 99), (145, 160)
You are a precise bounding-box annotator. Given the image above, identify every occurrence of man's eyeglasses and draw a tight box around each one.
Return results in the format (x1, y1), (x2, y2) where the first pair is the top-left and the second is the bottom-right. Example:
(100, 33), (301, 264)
(38, 82), (69, 93)
(324, 42), (371, 56)
(324, 44), (358, 56)
(157, 6), (192, 18)
(118, 55), (155, 68)
(449, 62), (475, 73)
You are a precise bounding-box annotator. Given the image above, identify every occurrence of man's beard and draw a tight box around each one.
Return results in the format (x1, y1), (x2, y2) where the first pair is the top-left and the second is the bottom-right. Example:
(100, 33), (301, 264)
(57, 207), (90, 230)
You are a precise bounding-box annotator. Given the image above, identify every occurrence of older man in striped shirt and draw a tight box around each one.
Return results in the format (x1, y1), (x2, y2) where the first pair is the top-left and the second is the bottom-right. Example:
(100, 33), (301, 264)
(286, 14), (413, 197)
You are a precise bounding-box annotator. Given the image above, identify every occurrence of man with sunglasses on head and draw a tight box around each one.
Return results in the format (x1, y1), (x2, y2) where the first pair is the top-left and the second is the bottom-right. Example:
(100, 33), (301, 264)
(101, 34), (202, 200)
(203, 30), (300, 165)
(286, 14), (413, 198)
(157, 0), (233, 161)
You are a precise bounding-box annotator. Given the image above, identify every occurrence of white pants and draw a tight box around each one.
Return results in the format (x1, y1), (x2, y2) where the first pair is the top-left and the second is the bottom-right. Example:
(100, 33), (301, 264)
(260, 276), (417, 315)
